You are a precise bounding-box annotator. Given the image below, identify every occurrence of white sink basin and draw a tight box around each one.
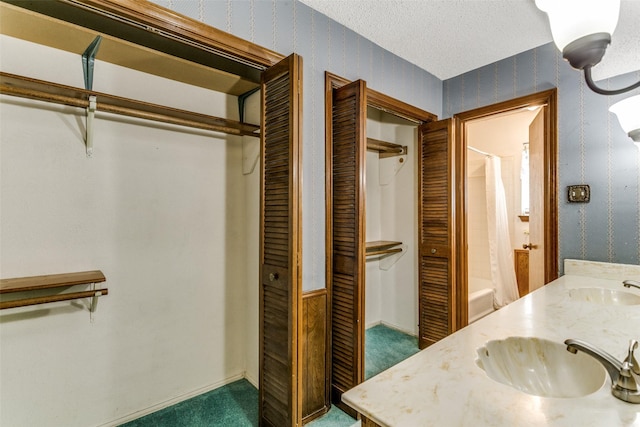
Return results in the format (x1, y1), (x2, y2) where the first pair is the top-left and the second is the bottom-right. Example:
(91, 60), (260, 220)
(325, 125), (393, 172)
(476, 337), (606, 398)
(569, 288), (640, 305)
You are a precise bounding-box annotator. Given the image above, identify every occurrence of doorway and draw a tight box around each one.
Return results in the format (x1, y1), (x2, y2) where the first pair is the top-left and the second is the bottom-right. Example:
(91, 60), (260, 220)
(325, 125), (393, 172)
(324, 73), (436, 415)
(457, 89), (559, 325)
(465, 108), (540, 322)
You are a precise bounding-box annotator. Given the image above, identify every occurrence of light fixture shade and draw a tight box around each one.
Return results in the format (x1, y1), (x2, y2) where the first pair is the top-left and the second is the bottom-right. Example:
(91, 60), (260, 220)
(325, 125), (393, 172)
(610, 95), (640, 142)
(535, 0), (620, 51)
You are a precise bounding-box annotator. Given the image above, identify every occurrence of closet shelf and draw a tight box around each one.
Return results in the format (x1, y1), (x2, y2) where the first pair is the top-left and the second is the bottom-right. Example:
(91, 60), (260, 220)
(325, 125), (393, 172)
(367, 138), (407, 158)
(0, 270), (107, 310)
(366, 240), (403, 257)
(0, 72), (260, 137)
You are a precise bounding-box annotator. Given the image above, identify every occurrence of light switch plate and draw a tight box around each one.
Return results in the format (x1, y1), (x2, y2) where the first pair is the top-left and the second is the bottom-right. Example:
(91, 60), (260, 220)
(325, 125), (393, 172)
(568, 185), (590, 202)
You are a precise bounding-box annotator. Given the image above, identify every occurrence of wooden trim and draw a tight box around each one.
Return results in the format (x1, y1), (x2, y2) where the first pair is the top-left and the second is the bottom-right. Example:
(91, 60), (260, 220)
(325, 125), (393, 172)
(453, 117), (467, 328)
(1, 289), (108, 310)
(1, 270), (105, 293)
(3, 0), (284, 91)
(301, 289), (329, 424)
(455, 89), (559, 299)
(361, 415), (383, 427)
(323, 72), (335, 420)
(326, 72), (350, 90)
(455, 90), (555, 122)
(0, 72), (260, 137)
(1, 270), (108, 310)
(0, 2), (259, 96)
(324, 72), (436, 124)
(51, 0), (283, 68)
(368, 88), (438, 123)
(514, 249), (530, 297)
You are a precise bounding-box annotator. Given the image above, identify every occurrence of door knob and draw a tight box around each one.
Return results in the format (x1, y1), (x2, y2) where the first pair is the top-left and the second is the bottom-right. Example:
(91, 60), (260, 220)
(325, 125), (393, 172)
(269, 272), (279, 282)
(523, 243), (537, 250)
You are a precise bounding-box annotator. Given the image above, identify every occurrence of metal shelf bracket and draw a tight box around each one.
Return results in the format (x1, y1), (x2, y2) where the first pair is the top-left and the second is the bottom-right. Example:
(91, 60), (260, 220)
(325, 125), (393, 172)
(82, 36), (102, 157)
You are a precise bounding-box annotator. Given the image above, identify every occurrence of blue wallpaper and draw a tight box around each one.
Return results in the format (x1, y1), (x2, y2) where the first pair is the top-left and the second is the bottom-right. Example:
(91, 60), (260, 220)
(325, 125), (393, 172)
(444, 43), (640, 269)
(153, 1), (639, 278)
(152, 0), (443, 290)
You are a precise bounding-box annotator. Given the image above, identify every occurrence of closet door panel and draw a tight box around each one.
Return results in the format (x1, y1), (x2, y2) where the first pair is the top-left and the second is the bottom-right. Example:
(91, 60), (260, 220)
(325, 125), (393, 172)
(259, 53), (302, 427)
(418, 119), (457, 349)
(330, 79), (366, 414)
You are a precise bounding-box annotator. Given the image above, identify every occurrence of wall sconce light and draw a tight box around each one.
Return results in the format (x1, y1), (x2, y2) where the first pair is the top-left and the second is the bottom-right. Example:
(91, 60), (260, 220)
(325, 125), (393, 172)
(535, 0), (640, 96)
(610, 95), (640, 143)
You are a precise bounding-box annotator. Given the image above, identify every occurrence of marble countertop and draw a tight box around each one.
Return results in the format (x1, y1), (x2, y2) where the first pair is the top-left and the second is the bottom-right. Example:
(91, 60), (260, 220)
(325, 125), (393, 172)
(342, 260), (640, 426)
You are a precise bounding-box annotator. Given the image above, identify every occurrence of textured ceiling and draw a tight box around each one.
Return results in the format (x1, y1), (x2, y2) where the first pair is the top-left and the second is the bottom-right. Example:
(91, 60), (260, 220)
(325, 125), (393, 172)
(299, 0), (640, 82)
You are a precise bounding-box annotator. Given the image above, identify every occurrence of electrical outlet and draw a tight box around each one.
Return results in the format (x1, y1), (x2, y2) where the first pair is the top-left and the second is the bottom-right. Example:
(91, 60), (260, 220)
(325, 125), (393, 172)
(567, 185), (590, 203)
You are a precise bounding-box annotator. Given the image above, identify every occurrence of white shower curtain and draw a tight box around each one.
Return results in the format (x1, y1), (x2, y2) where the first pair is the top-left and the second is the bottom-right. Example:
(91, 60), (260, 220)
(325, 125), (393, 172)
(485, 156), (520, 308)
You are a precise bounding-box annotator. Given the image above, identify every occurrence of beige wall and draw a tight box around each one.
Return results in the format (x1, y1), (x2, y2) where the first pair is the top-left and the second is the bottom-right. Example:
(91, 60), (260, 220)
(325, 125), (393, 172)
(0, 35), (259, 426)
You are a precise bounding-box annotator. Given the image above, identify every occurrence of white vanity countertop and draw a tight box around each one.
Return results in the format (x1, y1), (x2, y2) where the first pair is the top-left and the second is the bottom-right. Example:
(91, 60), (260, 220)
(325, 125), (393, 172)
(342, 260), (640, 426)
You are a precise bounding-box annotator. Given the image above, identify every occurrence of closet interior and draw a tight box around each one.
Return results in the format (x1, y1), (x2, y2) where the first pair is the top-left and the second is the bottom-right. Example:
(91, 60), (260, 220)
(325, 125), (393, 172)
(0, 24), (263, 420)
(0, 2), (305, 426)
(327, 74), (436, 415)
(364, 107), (419, 353)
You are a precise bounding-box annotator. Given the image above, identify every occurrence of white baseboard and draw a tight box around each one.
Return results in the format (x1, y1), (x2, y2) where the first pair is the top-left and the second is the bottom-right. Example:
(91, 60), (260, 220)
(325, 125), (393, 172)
(244, 370), (258, 388)
(98, 372), (247, 427)
(365, 320), (383, 329)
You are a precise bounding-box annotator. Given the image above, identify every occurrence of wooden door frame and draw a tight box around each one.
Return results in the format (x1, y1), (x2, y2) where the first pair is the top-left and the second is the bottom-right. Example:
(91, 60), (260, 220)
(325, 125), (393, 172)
(454, 89), (559, 326)
(324, 72), (436, 409)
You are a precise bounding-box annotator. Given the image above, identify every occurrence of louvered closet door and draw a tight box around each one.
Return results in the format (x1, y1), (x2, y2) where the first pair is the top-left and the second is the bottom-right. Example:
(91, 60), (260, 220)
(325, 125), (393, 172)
(330, 80), (366, 413)
(259, 54), (303, 427)
(417, 119), (457, 349)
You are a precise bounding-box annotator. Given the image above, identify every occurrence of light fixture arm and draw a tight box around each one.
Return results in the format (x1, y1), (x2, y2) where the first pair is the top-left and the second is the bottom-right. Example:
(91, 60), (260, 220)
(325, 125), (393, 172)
(584, 66), (640, 96)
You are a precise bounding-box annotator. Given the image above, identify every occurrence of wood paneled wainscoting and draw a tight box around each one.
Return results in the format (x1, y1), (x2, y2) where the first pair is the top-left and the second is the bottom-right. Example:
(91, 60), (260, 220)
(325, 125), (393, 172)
(514, 249), (529, 297)
(302, 289), (330, 423)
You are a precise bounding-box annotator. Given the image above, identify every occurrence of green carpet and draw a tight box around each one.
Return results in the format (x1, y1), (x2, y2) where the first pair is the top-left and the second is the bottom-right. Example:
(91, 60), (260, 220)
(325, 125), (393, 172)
(307, 405), (357, 427)
(122, 325), (417, 426)
(365, 324), (420, 380)
(121, 379), (258, 427)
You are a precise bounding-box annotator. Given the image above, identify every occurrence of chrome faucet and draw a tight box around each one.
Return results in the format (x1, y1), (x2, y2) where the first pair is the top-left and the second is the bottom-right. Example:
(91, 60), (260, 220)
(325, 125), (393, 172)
(623, 280), (640, 291)
(565, 339), (640, 404)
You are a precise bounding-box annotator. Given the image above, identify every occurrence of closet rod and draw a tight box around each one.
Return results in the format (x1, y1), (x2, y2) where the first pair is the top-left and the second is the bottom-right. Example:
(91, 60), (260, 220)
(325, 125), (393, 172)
(367, 138), (407, 157)
(0, 289), (108, 310)
(467, 145), (493, 157)
(366, 247), (402, 257)
(0, 72), (260, 137)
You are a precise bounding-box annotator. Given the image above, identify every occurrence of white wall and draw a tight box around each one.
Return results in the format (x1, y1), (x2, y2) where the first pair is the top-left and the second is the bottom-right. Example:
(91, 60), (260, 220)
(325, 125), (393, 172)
(466, 109), (539, 283)
(365, 109), (418, 335)
(0, 35), (259, 426)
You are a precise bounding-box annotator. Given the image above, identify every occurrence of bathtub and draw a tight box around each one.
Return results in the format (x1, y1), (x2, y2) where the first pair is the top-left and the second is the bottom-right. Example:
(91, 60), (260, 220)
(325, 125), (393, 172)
(468, 277), (495, 323)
